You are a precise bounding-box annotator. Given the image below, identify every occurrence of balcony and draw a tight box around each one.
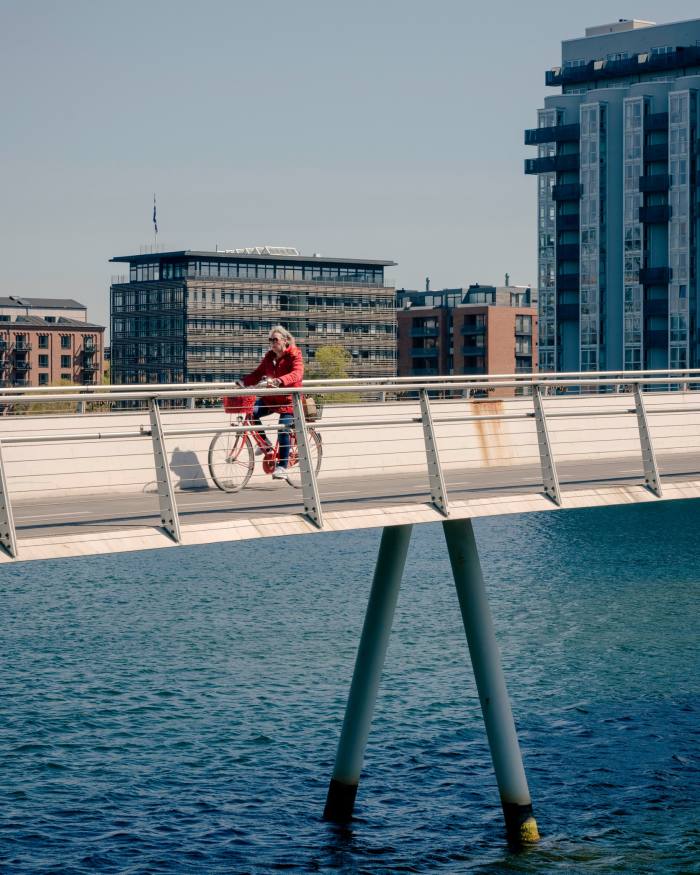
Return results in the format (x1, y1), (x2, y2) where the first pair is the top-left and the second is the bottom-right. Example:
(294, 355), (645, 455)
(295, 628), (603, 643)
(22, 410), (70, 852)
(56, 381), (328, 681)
(82, 362), (99, 372)
(13, 360), (31, 371)
(552, 183), (583, 201)
(84, 339), (96, 351)
(461, 324), (486, 335)
(639, 266), (672, 285)
(639, 204), (671, 223)
(545, 47), (700, 88)
(645, 112), (669, 131)
(461, 344), (486, 356)
(557, 273), (579, 291)
(643, 142), (667, 162)
(645, 329), (668, 348)
(556, 243), (579, 262)
(639, 174), (670, 193)
(410, 347), (438, 358)
(14, 342), (32, 353)
(557, 303), (579, 321)
(410, 367), (439, 376)
(557, 213), (580, 230)
(524, 153), (580, 175)
(645, 298), (668, 317)
(409, 326), (439, 338)
(524, 123), (580, 145)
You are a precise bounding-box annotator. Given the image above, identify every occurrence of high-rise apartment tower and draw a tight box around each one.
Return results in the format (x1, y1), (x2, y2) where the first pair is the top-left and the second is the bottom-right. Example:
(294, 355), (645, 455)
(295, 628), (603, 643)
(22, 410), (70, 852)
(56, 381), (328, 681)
(525, 18), (700, 372)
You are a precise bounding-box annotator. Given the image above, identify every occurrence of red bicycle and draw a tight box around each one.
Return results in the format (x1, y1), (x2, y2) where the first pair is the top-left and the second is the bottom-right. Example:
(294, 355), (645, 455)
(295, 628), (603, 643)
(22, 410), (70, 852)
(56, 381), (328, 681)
(208, 394), (322, 493)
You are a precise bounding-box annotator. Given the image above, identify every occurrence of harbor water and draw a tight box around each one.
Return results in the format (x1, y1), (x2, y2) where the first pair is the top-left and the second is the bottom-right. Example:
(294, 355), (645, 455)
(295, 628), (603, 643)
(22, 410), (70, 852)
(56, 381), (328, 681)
(1, 501), (699, 873)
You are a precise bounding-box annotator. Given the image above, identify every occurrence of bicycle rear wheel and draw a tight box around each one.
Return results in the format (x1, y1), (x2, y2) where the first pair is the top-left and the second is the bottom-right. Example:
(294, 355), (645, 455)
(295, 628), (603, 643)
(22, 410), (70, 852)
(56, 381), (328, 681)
(208, 431), (255, 492)
(286, 428), (322, 489)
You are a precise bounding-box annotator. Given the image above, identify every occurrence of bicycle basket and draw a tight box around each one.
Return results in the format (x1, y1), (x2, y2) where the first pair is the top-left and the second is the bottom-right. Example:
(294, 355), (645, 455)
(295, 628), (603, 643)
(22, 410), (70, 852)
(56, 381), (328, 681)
(302, 395), (323, 421)
(223, 394), (256, 415)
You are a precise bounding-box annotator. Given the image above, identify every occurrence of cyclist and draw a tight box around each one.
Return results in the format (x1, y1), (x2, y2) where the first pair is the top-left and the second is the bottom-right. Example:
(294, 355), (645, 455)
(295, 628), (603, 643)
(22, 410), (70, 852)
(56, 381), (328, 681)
(241, 325), (304, 480)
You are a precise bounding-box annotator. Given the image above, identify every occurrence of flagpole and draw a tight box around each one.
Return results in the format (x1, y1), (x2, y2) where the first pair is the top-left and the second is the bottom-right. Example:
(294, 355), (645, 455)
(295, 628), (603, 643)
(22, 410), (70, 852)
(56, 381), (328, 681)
(153, 193), (158, 251)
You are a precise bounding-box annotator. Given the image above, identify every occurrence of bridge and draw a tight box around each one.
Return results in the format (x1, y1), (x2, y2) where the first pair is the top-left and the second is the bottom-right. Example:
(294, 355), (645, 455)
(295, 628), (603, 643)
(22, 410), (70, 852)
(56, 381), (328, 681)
(2, 370), (698, 842)
(0, 370), (698, 562)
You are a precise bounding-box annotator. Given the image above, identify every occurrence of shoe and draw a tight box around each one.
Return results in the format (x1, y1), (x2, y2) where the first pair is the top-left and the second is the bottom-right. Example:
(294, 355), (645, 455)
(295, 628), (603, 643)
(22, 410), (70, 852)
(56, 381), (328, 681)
(272, 466), (289, 480)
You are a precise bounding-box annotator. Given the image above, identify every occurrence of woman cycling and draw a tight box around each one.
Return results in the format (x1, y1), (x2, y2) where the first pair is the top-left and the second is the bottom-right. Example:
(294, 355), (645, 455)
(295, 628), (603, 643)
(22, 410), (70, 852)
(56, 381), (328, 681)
(241, 325), (304, 480)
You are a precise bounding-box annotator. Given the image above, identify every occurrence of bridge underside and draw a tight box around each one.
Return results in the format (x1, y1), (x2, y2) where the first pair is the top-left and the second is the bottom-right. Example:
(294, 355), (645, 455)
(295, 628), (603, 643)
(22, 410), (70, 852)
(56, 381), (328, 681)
(4, 478), (700, 564)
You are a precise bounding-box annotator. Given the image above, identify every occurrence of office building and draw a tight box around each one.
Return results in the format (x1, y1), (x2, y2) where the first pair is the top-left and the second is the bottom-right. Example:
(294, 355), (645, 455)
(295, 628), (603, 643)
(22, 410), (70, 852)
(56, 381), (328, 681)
(525, 17), (700, 371)
(396, 283), (537, 379)
(0, 298), (104, 388)
(109, 247), (397, 383)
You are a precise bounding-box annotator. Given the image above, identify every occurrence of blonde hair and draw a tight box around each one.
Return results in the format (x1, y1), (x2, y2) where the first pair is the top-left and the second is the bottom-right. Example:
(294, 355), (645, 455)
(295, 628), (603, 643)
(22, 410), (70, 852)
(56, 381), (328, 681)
(269, 325), (295, 347)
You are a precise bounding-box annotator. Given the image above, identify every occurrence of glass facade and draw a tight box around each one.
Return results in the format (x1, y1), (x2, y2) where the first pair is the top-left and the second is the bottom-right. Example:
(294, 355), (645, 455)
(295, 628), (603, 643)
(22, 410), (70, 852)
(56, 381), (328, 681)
(668, 90), (692, 370)
(111, 254), (396, 384)
(537, 108), (558, 372)
(623, 97), (644, 370)
(579, 102), (603, 371)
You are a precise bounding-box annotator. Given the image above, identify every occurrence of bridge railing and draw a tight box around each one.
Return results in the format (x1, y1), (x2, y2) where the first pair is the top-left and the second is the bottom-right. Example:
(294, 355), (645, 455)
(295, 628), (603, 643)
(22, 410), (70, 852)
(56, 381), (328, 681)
(1, 369), (700, 558)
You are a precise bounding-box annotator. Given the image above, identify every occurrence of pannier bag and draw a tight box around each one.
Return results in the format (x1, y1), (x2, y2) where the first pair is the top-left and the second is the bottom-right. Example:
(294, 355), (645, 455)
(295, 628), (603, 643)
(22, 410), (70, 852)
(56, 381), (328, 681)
(302, 395), (319, 421)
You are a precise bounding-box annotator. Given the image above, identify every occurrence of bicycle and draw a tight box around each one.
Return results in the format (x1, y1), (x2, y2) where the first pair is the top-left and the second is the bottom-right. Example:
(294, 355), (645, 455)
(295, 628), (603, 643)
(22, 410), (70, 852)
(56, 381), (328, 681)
(208, 393), (323, 493)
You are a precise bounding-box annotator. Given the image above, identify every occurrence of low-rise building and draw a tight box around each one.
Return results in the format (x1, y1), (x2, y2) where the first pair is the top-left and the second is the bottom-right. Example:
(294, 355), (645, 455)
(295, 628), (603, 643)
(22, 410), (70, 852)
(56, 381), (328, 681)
(396, 284), (537, 381)
(0, 298), (105, 388)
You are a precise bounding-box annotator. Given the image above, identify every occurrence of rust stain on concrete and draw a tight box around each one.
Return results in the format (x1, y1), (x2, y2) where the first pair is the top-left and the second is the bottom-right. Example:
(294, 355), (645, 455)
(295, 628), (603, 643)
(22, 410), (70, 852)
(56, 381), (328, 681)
(471, 400), (508, 465)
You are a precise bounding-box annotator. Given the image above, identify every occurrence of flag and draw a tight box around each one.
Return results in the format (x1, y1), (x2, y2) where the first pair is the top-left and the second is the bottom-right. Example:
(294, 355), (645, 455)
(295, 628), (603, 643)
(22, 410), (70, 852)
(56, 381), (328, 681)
(153, 194), (158, 234)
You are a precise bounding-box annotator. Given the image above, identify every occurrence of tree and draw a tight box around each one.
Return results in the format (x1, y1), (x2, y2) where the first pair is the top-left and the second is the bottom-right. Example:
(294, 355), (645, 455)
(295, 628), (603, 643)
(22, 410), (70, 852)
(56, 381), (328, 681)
(309, 345), (351, 380)
(308, 345), (358, 404)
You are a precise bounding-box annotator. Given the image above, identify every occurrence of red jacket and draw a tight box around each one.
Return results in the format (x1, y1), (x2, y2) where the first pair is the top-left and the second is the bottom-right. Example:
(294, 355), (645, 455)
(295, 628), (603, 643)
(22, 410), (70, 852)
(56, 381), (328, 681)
(242, 345), (304, 414)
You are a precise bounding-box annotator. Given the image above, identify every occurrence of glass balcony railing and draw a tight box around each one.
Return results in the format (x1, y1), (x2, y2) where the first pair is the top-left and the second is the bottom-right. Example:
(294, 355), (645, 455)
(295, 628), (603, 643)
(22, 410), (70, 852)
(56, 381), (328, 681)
(524, 123), (580, 145)
(524, 154), (580, 175)
(639, 205), (671, 223)
(409, 327), (439, 338)
(639, 174), (671, 193)
(639, 266), (672, 285)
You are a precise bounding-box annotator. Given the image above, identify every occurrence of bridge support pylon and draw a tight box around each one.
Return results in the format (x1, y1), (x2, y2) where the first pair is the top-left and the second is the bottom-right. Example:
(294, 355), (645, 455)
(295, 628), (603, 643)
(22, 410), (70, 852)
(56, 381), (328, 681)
(442, 518), (539, 844)
(323, 523), (412, 822)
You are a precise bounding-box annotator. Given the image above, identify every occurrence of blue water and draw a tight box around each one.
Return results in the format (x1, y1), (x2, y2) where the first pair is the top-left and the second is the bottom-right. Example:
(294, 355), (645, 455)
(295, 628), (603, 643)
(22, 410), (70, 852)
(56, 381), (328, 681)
(1, 501), (699, 873)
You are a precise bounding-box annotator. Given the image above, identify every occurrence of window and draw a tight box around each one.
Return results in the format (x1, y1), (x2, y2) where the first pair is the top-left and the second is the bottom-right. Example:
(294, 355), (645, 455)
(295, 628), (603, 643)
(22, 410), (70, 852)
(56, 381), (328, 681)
(515, 315), (532, 334)
(61, 373), (71, 382)
(38, 354), (48, 367)
(61, 335), (71, 349)
(60, 355), (71, 368)
(38, 334), (49, 348)
(38, 373), (49, 386)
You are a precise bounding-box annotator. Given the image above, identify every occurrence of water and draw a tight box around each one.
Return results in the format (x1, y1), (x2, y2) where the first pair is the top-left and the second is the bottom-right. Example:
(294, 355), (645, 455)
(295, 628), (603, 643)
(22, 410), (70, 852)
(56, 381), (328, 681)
(1, 501), (699, 873)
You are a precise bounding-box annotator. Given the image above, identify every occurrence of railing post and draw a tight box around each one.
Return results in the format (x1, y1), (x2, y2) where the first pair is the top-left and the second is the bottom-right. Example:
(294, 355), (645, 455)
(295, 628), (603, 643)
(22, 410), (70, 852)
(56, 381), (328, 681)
(148, 398), (182, 543)
(419, 389), (449, 516)
(633, 384), (662, 497)
(324, 524), (413, 822)
(442, 518), (539, 844)
(0, 441), (18, 558)
(532, 385), (562, 506)
(291, 393), (324, 529)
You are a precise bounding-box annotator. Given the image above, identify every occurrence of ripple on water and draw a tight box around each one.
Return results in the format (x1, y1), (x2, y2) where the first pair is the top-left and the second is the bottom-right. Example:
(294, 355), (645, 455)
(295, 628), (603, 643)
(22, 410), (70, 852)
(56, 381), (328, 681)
(1, 502), (699, 873)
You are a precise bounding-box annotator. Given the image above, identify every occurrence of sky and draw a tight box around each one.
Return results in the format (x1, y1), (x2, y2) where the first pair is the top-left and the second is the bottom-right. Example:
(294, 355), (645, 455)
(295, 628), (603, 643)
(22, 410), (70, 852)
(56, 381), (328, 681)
(2, 0), (700, 334)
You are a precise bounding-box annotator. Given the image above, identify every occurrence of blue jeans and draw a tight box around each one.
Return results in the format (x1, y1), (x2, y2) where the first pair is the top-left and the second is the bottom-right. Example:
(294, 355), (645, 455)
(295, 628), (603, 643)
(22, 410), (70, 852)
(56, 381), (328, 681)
(252, 401), (294, 468)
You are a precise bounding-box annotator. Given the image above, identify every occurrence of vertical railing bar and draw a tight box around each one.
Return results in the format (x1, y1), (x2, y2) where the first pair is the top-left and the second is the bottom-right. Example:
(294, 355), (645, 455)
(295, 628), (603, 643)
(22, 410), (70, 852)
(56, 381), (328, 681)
(292, 393), (324, 529)
(148, 398), (182, 543)
(419, 389), (449, 517)
(532, 385), (562, 506)
(0, 441), (18, 558)
(633, 384), (662, 497)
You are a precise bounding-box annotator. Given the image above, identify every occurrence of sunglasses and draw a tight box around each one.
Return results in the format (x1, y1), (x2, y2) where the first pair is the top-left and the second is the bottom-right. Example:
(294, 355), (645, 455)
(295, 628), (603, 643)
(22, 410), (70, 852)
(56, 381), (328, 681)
(268, 336), (283, 343)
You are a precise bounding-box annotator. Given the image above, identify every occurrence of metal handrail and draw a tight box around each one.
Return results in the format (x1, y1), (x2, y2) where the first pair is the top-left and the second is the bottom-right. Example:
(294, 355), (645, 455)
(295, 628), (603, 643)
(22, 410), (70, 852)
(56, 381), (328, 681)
(0, 367), (698, 397)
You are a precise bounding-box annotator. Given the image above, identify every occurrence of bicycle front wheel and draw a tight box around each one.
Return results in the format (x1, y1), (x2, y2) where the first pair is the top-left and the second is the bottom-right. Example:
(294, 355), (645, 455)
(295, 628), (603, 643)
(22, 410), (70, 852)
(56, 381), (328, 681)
(208, 431), (255, 492)
(286, 428), (322, 489)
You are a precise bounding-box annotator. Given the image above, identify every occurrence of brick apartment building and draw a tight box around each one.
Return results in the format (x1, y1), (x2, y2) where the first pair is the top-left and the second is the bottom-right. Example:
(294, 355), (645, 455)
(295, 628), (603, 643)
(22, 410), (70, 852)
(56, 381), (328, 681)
(0, 297), (105, 388)
(396, 284), (538, 382)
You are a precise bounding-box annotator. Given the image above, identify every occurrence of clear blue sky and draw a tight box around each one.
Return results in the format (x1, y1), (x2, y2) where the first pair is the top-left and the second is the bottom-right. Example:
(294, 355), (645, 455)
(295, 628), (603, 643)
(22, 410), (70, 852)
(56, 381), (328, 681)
(2, 1), (698, 332)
